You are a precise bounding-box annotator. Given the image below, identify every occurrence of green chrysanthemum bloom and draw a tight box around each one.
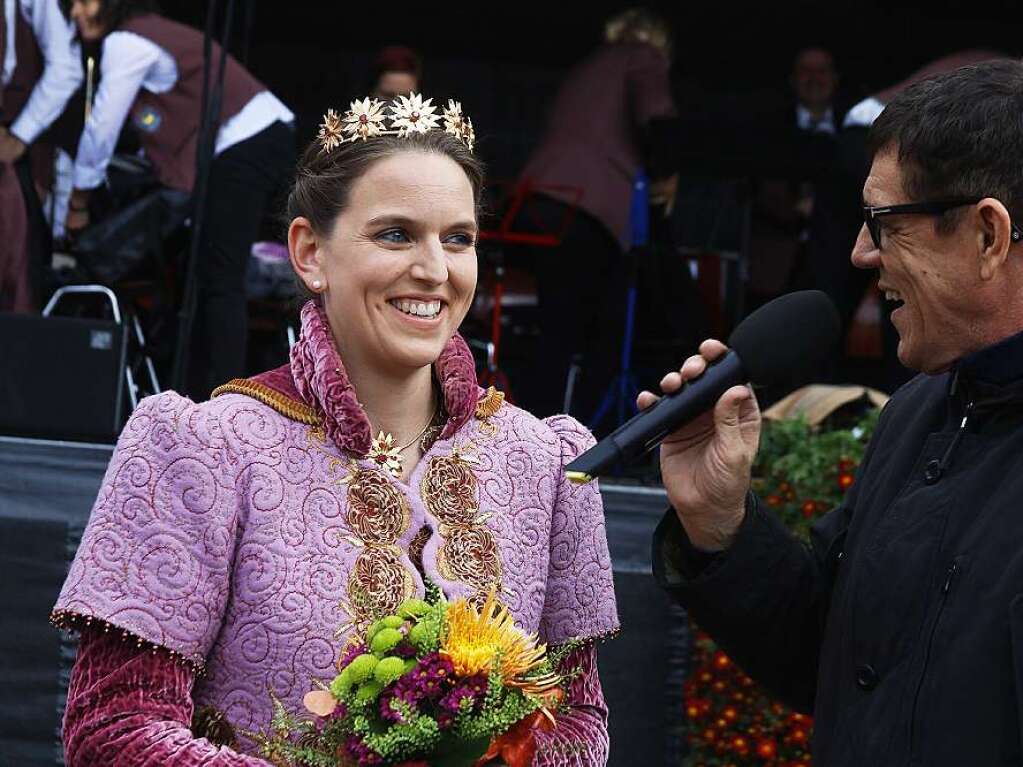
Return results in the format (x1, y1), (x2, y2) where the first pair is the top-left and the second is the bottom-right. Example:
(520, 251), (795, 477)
(347, 653), (379, 683)
(374, 656), (407, 686)
(371, 627), (403, 655)
(355, 679), (385, 704)
(381, 615), (404, 629)
(397, 598), (431, 619)
(366, 619), (385, 644)
(329, 669), (354, 698)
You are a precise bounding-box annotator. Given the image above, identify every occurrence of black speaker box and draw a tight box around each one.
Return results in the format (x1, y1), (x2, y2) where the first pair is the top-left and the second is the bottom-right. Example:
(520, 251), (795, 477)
(0, 313), (127, 442)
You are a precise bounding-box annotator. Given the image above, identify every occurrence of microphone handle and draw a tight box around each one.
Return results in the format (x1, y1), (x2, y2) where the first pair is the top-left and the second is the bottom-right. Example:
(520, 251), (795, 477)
(611, 350), (745, 461)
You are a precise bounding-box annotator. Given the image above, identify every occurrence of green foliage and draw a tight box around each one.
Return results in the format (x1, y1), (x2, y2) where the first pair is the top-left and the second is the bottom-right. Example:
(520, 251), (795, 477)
(751, 409), (878, 541)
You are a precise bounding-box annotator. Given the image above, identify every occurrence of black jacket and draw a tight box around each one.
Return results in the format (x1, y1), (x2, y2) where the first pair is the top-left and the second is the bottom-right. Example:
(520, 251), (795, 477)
(654, 329), (1023, 766)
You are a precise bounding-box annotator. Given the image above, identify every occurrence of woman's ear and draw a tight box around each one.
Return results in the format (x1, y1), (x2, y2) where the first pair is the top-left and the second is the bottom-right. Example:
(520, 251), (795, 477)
(289, 217), (326, 293)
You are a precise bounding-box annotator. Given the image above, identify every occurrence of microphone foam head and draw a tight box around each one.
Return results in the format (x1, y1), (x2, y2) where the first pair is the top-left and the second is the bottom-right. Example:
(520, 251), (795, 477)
(728, 290), (841, 386)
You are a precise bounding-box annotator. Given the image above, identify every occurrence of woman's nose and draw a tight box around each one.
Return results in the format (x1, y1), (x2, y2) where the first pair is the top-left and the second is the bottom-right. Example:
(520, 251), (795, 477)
(409, 240), (448, 283)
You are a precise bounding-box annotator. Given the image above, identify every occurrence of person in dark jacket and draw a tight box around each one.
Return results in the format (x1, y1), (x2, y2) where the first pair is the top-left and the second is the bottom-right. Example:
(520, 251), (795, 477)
(644, 59), (1023, 766)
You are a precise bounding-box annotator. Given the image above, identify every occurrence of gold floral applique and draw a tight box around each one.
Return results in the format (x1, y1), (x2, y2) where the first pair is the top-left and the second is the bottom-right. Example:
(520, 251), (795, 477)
(421, 451), (502, 606)
(337, 466), (415, 634)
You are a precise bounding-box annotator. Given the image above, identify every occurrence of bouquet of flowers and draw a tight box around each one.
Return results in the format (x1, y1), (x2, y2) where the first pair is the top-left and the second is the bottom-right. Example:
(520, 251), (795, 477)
(257, 589), (576, 767)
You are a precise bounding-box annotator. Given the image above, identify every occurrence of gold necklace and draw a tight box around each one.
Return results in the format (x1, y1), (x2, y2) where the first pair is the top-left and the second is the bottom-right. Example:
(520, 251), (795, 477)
(368, 401), (441, 478)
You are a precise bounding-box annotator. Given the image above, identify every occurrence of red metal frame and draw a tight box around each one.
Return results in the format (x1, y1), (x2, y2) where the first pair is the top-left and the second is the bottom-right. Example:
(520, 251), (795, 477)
(475, 179), (584, 397)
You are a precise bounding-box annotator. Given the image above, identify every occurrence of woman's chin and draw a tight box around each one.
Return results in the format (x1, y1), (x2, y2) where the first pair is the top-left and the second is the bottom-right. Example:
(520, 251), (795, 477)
(380, 338), (449, 372)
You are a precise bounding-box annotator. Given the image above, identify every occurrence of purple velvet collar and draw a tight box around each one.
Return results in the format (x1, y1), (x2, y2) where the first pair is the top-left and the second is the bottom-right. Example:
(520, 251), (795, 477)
(246, 301), (479, 456)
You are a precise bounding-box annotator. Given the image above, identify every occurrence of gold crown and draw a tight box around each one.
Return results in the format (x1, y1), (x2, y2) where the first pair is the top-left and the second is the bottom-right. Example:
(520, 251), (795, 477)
(317, 93), (475, 154)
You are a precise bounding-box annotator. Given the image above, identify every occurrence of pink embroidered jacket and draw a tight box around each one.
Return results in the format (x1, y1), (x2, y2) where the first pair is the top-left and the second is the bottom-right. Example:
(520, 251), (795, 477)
(55, 301), (619, 765)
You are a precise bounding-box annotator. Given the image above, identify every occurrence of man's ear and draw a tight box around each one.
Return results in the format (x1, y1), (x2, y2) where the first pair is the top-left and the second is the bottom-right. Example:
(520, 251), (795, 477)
(976, 198), (1013, 282)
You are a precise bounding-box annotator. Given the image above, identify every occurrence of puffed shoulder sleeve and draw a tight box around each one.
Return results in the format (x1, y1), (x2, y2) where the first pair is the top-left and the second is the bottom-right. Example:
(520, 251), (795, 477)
(537, 415), (619, 646)
(52, 391), (241, 667)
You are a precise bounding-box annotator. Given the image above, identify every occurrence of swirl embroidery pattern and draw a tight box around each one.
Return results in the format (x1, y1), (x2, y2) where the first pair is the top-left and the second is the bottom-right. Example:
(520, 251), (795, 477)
(343, 467), (415, 629)
(421, 452), (502, 605)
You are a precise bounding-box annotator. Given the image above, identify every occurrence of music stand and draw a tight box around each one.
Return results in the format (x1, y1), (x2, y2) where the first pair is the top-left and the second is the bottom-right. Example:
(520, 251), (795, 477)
(587, 172), (649, 431)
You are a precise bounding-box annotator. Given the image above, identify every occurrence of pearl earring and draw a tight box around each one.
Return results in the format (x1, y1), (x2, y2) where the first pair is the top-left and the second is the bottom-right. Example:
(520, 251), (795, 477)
(312, 279), (323, 291)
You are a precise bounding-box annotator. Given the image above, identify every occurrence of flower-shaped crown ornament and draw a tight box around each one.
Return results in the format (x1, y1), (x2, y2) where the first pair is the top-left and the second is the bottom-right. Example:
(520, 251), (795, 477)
(318, 93), (475, 153)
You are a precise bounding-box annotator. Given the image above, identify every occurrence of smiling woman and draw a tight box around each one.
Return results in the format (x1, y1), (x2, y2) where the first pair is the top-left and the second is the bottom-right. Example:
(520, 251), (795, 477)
(53, 95), (619, 767)
(289, 143), (480, 382)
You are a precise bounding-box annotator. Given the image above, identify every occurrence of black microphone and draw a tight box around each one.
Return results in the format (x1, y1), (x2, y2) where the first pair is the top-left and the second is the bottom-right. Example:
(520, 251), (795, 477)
(564, 290), (841, 483)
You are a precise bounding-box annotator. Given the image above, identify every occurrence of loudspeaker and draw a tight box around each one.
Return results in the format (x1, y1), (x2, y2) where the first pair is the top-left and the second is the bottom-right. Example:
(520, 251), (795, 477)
(0, 312), (128, 442)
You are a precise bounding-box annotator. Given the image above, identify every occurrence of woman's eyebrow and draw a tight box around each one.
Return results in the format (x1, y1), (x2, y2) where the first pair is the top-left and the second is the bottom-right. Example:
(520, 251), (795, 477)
(366, 214), (478, 232)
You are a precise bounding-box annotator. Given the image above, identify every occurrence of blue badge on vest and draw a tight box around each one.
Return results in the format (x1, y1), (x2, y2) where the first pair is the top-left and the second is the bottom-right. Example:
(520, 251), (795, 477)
(133, 105), (162, 133)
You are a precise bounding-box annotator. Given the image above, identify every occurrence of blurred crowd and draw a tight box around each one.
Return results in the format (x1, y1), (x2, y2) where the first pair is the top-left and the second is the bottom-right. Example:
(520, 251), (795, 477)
(0, 2), (1002, 426)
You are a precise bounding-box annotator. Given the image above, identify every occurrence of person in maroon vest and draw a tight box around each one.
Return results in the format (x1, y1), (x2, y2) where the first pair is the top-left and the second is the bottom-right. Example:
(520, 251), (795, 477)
(516, 7), (677, 425)
(63, 0), (295, 399)
(0, 0), (80, 313)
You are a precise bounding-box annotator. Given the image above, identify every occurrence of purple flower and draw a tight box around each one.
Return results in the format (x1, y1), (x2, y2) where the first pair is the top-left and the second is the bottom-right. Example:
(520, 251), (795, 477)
(464, 673), (487, 696)
(338, 643), (368, 670)
(438, 680), (484, 714)
(394, 653), (454, 703)
(345, 736), (383, 766)
(394, 642), (417, 658)
(379, 688), (419, 723)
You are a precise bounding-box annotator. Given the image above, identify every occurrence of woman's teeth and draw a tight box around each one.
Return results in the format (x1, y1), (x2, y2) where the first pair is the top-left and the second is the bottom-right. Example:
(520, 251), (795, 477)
(885, 289), (904, 304)
(390, 299), (441, 318)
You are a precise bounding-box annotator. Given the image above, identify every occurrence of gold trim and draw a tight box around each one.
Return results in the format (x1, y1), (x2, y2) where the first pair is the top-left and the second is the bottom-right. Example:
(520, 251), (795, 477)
(474, 386), (505, 438)
(567, 626), (621, 646)
(474, 386), (505, 420)
(565, 471), (594, 485)
(212, 379), (322, 426)
(50, 609), (206, 673)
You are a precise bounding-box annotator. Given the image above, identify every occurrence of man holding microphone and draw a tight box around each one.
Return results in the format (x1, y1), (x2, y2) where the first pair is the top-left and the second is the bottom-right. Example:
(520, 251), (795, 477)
(648, 59), (1023, 766)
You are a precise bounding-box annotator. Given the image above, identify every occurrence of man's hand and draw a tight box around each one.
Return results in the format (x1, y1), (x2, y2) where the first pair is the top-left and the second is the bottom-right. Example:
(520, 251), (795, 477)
(65, 207), (90, 235)
(65, 189), (92, 237)
(637, 340), (761, 551)
(0, 127), (27, 163)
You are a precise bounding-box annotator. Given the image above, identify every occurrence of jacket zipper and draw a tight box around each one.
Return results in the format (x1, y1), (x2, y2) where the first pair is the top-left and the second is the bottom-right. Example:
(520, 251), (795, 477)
(907, 557), (959, 764)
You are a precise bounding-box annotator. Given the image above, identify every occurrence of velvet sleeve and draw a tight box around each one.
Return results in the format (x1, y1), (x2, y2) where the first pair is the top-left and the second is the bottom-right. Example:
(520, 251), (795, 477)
(532, 644), (610, 767)
(63, 627), (271, 766)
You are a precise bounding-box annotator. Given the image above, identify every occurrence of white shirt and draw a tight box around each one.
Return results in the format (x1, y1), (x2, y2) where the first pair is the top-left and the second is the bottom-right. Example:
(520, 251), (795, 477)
(73, 30), (293, 190)
(795, 104), (836, 135)
(3, 0), (82, 145)
(843, 97), (885, 129)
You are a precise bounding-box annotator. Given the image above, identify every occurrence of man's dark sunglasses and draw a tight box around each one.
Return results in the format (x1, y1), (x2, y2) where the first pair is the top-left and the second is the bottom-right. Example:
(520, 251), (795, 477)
(861, 197), (1023, 250)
